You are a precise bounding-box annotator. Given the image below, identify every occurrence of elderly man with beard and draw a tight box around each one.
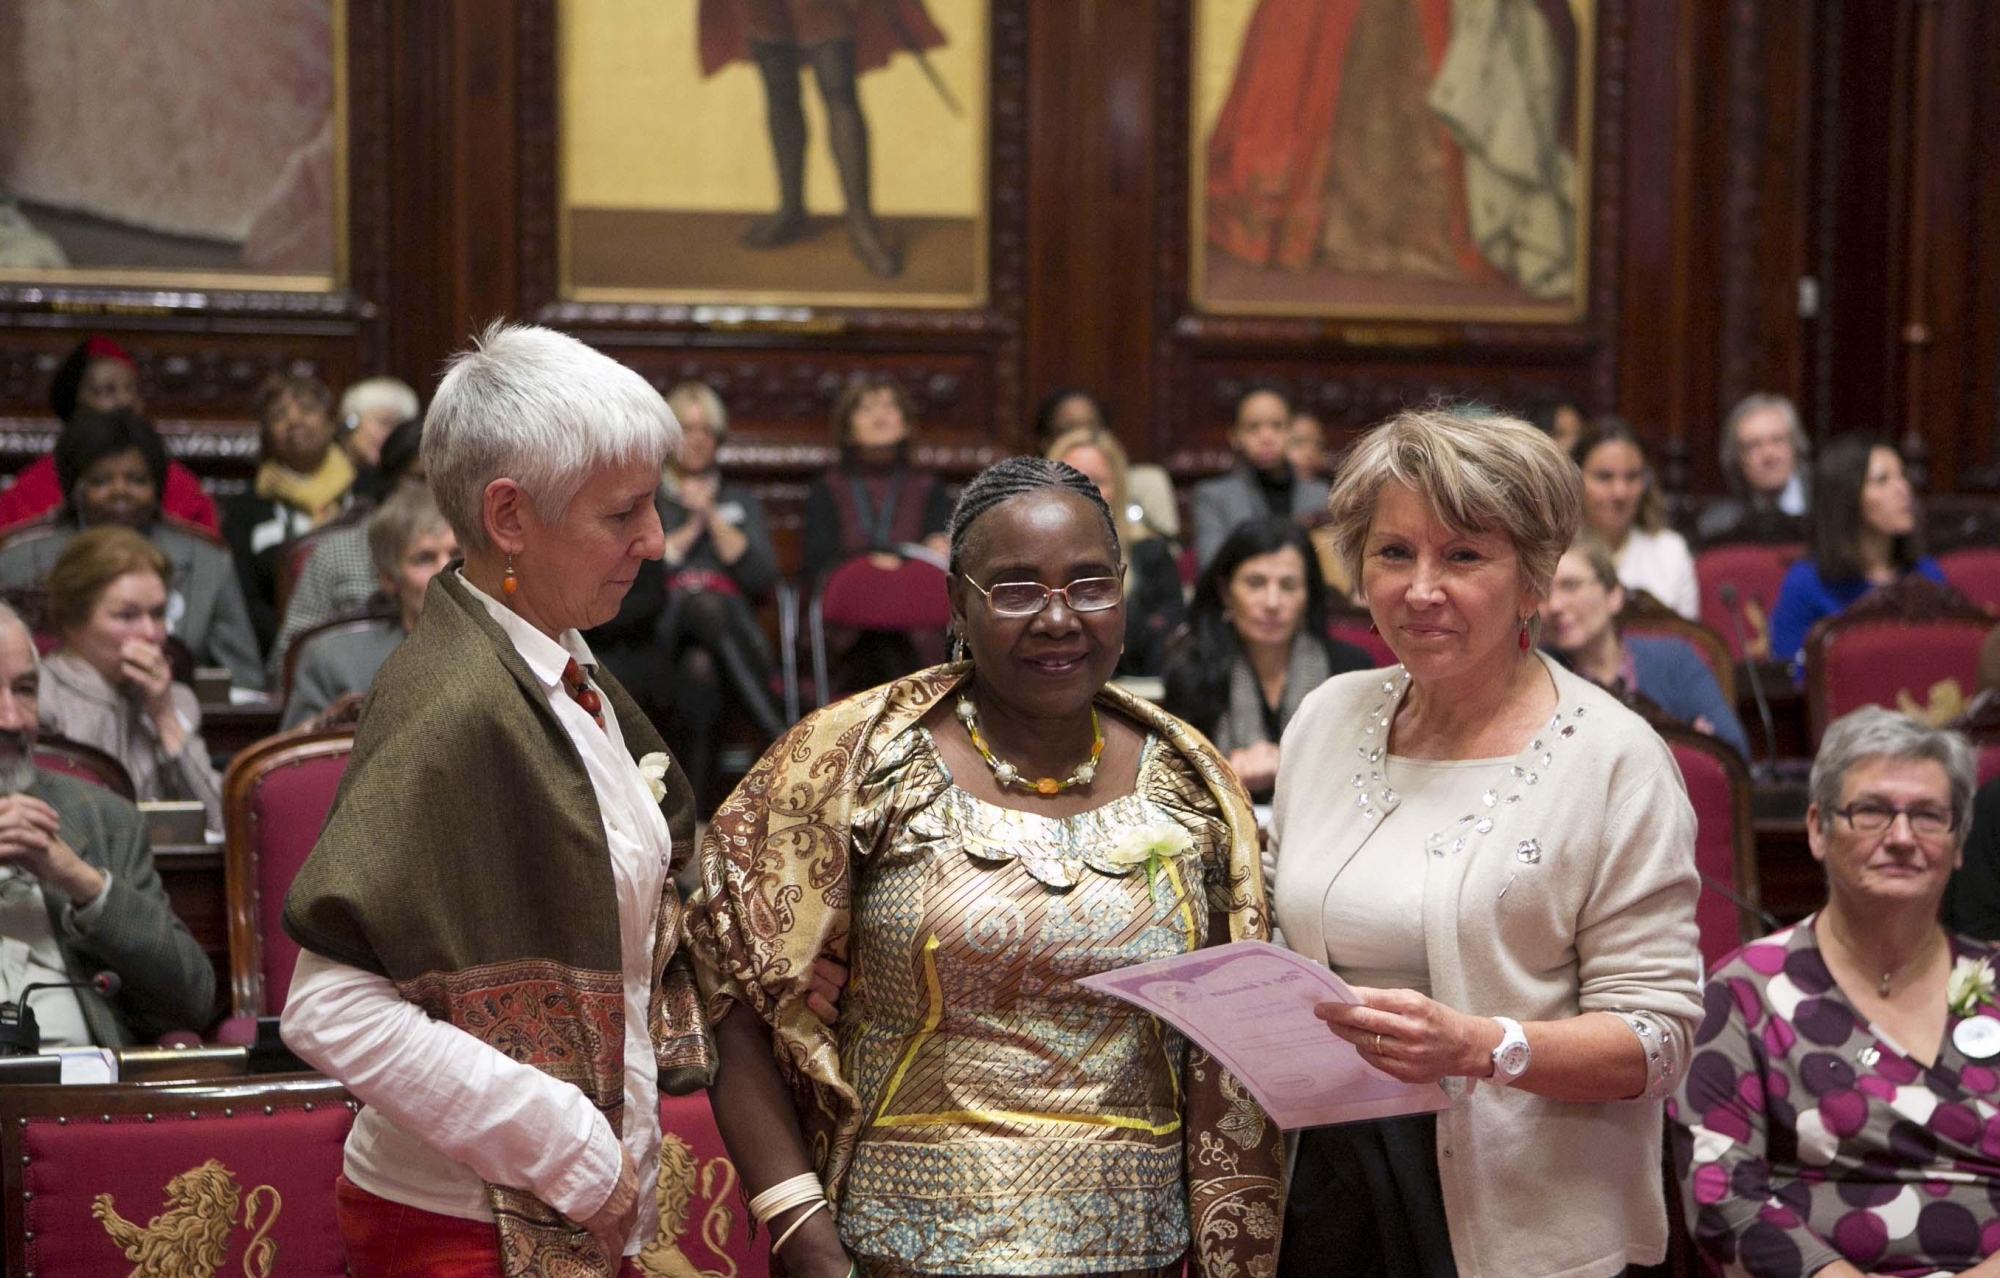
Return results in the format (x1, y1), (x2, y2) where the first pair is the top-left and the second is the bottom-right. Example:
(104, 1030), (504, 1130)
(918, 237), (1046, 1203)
(0, 604), (213, 1048)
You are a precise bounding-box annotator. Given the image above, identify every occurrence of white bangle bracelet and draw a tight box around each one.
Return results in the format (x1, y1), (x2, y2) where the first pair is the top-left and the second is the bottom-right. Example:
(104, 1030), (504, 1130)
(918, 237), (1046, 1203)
(769, 1198), (830, 1256)
(748, 1172), (825, 1226)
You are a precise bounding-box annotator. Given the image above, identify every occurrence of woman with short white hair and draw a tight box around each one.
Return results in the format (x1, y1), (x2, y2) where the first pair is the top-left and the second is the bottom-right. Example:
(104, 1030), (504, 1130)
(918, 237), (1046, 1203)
(338, 375), (421, 472)
(281, 322), (705, 1277)
(1270, 407), (1703, 1278)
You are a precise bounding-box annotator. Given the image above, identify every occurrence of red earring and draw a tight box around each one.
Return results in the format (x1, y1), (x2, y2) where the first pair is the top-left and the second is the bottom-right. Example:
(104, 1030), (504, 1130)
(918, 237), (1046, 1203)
(1518, 620), (1531, 650)
(502, 554), (519, 596)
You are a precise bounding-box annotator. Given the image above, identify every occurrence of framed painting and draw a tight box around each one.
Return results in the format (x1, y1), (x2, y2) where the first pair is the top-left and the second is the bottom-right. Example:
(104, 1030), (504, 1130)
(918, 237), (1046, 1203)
(558, 0), (990, 309)
(0, 0), (348, 292)
(1190, 0), (1594, 322)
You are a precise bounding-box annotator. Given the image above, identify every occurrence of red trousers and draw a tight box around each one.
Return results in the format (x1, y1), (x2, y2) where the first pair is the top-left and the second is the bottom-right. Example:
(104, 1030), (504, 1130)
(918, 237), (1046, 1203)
(336, 1176), (642, 1278)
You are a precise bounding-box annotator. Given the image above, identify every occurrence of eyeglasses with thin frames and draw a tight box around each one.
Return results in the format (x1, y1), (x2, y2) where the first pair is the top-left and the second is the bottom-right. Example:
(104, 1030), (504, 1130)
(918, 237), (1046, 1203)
(1834, 801), (1956, 840)
(958, 572), (1124, 618)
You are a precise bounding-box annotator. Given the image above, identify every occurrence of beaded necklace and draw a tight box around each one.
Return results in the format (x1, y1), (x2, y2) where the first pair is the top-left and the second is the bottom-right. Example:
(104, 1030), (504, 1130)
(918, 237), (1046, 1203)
(955, 695), (1103, 796)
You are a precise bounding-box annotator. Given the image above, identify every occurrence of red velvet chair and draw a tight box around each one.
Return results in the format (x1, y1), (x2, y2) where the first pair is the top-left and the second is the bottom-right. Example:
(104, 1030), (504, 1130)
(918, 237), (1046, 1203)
(1693, 541), (1805, 660)
(0, 1073), (355, 1278)
(1326, 609), (1396, 667)
(645, 1091), (767, 1278)
(1803, 578), (1992, 746)
(1939, 545), (2000, 616)
(33, 734), (136, 800)
(1663, 725), (1763, 970)
(222, 729), (354, 1021)
(1619, 590), (1737, 704)
(807, 554), (951, 709)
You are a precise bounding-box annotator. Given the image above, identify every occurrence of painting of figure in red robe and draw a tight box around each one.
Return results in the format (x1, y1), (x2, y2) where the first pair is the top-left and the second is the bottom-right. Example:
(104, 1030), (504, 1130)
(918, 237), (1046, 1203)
(1195, 0), (1592, 322)
(561, 0), (988, 308)
(0, 0), (342, 288)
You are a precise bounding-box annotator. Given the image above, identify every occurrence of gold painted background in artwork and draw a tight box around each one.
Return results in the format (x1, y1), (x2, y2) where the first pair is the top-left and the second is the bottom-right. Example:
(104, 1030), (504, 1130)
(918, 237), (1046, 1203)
(562, 0), (985, 218)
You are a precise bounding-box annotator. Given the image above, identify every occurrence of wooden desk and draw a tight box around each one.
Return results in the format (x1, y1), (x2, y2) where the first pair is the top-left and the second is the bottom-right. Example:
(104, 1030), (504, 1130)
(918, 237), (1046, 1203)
(154, 842), (228, 1025)
(1735, 660), (1810, 761)
(199, 700), (284, 765)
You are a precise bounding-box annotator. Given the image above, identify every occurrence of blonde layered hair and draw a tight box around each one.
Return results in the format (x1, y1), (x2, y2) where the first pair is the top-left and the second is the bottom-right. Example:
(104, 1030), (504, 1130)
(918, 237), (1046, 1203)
(1328, 406), (1583, 605)
(1043, 425), (1139, 542)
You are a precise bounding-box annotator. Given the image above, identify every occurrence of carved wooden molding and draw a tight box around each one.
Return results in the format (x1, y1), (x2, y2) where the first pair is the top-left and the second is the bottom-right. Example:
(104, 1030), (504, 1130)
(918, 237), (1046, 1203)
(0, 417), (261, 466)
(0, 343), (335, 422)
(511, 0), (1031, 439)
(1717, 0), (1766, 416)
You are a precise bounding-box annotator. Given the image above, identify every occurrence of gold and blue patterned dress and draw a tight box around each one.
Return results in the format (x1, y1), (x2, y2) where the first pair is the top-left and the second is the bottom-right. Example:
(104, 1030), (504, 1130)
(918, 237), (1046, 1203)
(836, 726), (1236, 1276)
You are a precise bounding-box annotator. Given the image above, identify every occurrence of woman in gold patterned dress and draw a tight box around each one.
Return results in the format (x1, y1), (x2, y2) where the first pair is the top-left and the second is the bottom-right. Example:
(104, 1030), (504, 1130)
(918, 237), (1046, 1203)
(686, 458), (1283, 1278)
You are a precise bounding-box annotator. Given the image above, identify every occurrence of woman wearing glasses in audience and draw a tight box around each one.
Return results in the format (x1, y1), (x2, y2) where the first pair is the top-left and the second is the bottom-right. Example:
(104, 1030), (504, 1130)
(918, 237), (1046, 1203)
(1673, 708), (2000, 1278)
(688, 458), (1281, 1278)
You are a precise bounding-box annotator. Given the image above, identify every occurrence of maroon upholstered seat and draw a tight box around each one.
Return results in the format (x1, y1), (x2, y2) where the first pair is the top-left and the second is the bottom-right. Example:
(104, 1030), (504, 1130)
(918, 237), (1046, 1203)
(1939, 546), (2000, 616)
(1803, 578), (1991, 746)
(0, 1074), (354, 1278)
(808, 555), (951, 707)
(645, 1090), (767, 1278)
(33, 734), (136, 800)
(1664, 727), (1762, 970)
(1619, 591), (1737, 703)
(1694, 541), (1805, 660)
(1326, 613), (1396, 667)
(222, 729), (354, 1017)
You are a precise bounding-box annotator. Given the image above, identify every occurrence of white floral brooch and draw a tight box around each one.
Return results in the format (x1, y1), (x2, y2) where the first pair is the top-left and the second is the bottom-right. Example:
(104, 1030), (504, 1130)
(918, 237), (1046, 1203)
(1098, 821), (1194, 891)
(638, 752), (671, 804)
(1948, 955), (1996, 1019)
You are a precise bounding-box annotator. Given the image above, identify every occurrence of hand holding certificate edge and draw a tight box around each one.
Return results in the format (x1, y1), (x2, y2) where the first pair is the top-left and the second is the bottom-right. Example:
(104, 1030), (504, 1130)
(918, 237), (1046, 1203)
(1077, 940), (1451, 1129)
(1315, 985), (1504, 1087)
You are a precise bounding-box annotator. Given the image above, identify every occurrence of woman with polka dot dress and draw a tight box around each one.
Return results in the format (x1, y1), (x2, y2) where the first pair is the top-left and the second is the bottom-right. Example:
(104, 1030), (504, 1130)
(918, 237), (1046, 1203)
(1673, 706), (1995, 1278)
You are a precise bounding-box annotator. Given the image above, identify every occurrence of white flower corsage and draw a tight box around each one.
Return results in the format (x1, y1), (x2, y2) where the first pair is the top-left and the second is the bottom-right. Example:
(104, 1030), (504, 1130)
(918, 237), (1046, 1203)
(1948, 955), (1996, 1018)
(1098, 822), (1194, 891)
(638, 752), (671, 803)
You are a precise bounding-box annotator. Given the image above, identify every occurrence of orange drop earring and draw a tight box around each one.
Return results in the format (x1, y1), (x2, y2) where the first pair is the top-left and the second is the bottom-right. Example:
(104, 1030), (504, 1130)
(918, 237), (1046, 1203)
(502, 554), (519, 596)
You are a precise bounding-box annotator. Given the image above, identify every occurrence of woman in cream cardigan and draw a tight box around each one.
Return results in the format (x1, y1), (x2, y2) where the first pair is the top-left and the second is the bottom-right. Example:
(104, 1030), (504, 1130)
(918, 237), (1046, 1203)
(1268, 407), (1703, 1278)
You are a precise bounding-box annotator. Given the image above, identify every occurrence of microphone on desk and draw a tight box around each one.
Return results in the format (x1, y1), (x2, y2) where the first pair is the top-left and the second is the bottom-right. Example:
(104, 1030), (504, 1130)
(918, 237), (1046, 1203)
(1698, 872), (1782, 937)
(0, 971), (121, 1058)
(1718, 583), (1780, 784)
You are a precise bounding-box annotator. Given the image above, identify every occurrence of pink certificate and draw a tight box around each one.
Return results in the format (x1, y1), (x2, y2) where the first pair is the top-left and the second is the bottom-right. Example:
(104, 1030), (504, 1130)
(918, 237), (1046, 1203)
(1078, 939), (1450, 1130)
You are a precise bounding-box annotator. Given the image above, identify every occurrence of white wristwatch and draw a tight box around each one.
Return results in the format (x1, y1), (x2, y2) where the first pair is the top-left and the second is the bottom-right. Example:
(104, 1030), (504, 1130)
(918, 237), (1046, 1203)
(1489, 1016), (1531, 1085)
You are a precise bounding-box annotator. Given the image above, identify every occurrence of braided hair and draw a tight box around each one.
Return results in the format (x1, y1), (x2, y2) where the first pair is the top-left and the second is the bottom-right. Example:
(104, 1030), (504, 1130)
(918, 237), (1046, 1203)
(946, 456), (1121, 575)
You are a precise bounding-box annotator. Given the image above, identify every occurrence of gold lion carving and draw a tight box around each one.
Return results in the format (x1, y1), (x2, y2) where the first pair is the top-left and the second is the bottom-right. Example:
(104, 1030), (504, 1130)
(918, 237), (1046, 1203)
(635, 1133), (739, 1278)
(90, 1158), (283, 1278)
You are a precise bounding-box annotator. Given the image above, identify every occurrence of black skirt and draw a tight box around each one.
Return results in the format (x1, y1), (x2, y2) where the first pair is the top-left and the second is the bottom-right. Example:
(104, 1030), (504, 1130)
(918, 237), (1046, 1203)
(1279, 1114), (1458, 1278)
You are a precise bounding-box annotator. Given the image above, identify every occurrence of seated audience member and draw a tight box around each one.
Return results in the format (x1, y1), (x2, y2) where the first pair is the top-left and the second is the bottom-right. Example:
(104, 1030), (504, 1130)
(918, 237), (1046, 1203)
(1162, 516), (1371, 800)
(40, 528), (225, 831)
(266, 417), (424, 683)
(223, 373), (357, 652)
(1526, 396), (1587, 454)
(1574, 416), (1701, 619)
(1673, 707), (1995, 1278)
(1286, 409), (1329, 481)
(0, 408), (263, 690)
(0, 603), (213, 1047)
(1697, 392), (1812, 542)
(1044, 425), (1185, 677)
(588, 382), (785, 807)
(1192, 385), (1330, 568)
(336, 376), (420, 501)
(802, 375), (953, 694)
(1032, 387), (1181, 542)
(1770, 434), (1943, 669)
(281, 484), (454, 731)
(0, 335), (217, 534)
(1542, 532), (1750, 757)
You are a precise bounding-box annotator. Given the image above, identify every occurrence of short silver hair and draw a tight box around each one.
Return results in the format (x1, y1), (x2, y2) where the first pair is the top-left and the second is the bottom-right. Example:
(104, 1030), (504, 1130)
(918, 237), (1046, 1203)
(340, 376), (421, 425)
(1719, 393), (1810, 488)
(422, 323), (681, 551)
(1809, 706), (1976, 845)
(665, 381), (728, 438)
